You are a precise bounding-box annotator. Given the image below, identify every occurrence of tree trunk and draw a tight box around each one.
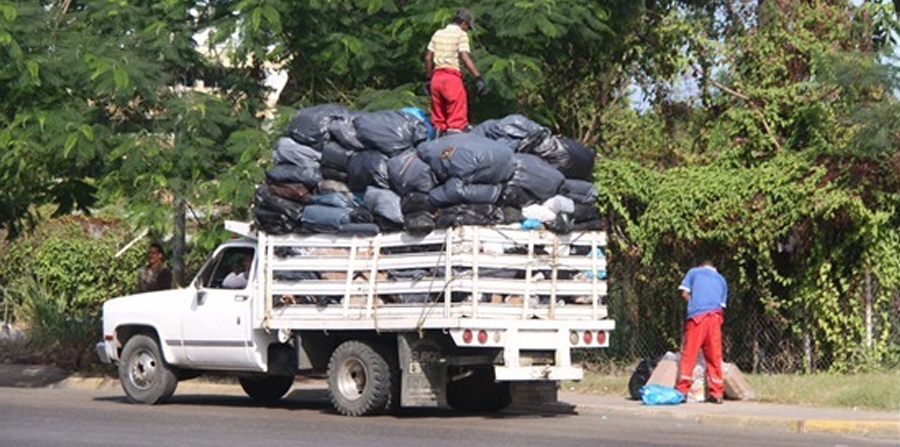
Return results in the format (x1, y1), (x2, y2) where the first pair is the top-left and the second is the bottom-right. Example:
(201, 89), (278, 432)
(172, 197), (187, 287)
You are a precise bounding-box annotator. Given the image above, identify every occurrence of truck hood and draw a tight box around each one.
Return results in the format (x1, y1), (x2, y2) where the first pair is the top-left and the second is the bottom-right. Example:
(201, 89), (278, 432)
(102, 288), (196, 334)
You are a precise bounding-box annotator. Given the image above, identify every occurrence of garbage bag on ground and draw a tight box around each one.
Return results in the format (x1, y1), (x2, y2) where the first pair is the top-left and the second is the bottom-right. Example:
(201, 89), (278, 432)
(639, 384), (684, 406)
(628, 357), (659, 400)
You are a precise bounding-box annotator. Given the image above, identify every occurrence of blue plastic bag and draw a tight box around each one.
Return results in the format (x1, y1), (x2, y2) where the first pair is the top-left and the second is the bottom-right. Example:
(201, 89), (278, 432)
(639, 384), (684, 405)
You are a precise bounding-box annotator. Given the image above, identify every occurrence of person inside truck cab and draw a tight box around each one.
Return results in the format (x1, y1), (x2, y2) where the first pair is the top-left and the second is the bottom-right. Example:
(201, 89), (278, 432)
(222, 254), (252, 289)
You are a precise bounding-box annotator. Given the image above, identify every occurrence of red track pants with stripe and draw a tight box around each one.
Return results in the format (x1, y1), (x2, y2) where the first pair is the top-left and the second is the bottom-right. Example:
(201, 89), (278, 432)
(430, 68), (468, 131)
(675, 310), (725, 399)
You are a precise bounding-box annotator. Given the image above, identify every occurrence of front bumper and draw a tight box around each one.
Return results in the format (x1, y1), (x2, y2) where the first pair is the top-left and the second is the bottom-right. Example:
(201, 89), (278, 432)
(95, 341), (112, 364)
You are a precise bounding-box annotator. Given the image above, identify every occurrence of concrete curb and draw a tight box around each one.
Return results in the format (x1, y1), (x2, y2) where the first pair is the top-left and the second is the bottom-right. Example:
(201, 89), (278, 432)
(570, 402), (900, 441)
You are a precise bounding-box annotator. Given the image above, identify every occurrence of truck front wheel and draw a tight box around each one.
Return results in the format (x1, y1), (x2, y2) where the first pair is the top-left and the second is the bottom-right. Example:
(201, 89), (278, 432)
(239, 375), (295, 402)
(118, 334), (178, 404)
(327, 340), (395, 416)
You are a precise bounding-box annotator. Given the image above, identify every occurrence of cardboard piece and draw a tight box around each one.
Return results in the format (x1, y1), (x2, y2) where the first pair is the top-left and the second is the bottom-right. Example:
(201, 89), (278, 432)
(646, 357), (679, 387)
(722, 362), (755, 400)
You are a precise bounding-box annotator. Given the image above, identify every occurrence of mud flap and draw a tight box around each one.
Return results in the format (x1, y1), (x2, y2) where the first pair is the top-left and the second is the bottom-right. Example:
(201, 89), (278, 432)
(398, 333), (447, 408)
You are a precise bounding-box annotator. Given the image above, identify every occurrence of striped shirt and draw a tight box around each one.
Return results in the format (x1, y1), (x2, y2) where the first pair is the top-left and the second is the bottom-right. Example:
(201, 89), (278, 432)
(427, 24), (470, 71)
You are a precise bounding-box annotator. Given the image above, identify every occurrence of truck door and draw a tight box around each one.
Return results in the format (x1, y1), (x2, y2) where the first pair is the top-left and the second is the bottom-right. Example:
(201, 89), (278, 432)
(181, 246), (258, 369)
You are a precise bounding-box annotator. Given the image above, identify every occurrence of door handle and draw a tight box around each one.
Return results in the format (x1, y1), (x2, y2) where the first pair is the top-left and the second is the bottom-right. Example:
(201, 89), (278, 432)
(234, 294), (249, 302)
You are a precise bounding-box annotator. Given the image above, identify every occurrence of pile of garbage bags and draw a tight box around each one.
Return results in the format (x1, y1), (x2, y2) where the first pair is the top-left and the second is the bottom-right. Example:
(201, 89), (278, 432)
(253, 104), (603, 236)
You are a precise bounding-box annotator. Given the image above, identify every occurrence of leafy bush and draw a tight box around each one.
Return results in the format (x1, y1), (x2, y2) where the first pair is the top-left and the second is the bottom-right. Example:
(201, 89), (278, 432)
(0, 216), (144, 369)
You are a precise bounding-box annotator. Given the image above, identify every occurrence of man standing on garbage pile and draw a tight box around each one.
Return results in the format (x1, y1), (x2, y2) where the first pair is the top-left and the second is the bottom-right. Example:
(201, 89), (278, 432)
(676, 260), (728, 404)
(424, 8), (488, 135)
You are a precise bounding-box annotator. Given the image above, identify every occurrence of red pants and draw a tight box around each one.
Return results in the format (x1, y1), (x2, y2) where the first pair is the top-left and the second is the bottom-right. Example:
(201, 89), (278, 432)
(430, 68), (468, 131)
(675, 311), (725, 399)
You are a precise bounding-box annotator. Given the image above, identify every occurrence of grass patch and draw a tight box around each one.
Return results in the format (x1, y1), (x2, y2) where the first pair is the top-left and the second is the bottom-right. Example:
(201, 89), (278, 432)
(567, 369), (900, 412)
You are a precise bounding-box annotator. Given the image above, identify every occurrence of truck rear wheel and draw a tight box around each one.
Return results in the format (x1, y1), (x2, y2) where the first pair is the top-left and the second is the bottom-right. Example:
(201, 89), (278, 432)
(447, 366), (511, 413)
(327, 340), (395, 416)
(239, 375), (295, 402)
(119, 334), (178, 404)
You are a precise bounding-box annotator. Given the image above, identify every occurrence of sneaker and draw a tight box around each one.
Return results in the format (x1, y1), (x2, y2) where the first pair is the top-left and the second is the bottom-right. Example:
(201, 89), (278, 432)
(708, 396), (724, 404)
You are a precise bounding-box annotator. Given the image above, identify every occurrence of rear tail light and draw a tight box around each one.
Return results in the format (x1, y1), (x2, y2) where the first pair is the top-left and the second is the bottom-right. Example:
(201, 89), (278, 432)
(477, 330), (488, 344)
(582, 331), (593, 344)
(462, 329), (473, 344)
(596, 331), (607, 345)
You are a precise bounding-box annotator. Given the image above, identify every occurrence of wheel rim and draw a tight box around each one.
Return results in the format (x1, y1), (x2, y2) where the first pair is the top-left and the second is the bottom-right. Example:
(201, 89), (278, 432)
(128, 349), (158, 390)
(336, 357), (367, 401)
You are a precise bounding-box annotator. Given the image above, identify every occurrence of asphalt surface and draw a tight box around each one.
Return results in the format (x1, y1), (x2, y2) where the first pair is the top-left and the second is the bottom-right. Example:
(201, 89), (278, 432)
(1, 363), (898, 441)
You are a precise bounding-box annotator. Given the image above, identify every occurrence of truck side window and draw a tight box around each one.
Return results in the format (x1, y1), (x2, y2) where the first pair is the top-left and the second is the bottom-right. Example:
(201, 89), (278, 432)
(199, 247), (255, 289)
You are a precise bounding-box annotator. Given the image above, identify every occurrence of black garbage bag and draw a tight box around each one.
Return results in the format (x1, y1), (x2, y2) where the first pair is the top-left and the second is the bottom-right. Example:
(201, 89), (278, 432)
(428, 178), (501, 208)
(573, 203), (601, 223)
(254, 184), (304, 222)
(285, 103), (352, 149)
(254, 206), (297, 235)
(321, 141), (355, 170)
(498, 184), (536, 208)
(544, 212), (574, 234)
(501, 206), (524, 223)
(560, 179), (598, 204)
(628, 357), (659, 400)
(346, 150), (390, 192)
(509, 153), (565, 201)
(401, 191), (436, 214)
(557, 137), (595, 180)
(417, 133), (515, 184)
(388, 148), (435, 195)
(309, 191), (357, 210)
(273, 137), (322, 167)
(301, 204), (351, 233)
(403, 211), (435, 236)
(478, 114), (546, 141)
(266, 181), (312, 204)
(434, 204), (504, 228)
(321, 167), (349, 182)
(355, 110), (429, 156)
(363, 187), (403, 226)
(327, 113), (365, 151)
(266, 163), (323, 189)
(516, 129), (570, 172)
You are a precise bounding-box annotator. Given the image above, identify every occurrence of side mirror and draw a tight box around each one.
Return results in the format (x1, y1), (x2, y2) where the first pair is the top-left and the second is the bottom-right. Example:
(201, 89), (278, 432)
(197, 290), (207, 305)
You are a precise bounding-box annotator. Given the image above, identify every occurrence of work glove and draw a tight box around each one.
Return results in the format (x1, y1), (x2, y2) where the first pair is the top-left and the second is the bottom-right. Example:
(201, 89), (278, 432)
(475, 77), (488, 97)
(423, 81), (431, 96)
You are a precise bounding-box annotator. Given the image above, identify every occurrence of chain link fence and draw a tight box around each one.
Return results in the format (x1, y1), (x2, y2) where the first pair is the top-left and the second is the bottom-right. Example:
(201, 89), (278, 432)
(582, 281), (900, 374)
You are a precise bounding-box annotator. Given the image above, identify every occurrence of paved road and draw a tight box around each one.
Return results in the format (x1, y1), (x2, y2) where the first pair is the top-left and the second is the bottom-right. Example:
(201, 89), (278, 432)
(0, 384), (894, 447)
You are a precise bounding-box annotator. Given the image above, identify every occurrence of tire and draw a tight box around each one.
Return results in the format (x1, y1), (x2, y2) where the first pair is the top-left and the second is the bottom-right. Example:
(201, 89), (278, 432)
(118, 334), (178, 404)
(239, 375), (295, 403)
(326, 340), (396, 416)
(446, 366), (511, 413)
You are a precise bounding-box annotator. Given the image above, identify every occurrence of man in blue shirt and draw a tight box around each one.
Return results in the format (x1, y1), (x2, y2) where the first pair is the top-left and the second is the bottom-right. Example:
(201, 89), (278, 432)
(676, 260), (727, 404)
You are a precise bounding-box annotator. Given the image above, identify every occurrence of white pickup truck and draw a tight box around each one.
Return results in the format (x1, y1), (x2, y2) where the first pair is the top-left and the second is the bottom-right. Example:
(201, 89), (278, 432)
(97, 221), (614, 416)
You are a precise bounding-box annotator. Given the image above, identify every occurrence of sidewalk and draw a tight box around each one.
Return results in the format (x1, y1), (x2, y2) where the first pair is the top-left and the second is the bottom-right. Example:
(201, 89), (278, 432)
(1, 363), (898, 441)
(556, 391), (900, 441)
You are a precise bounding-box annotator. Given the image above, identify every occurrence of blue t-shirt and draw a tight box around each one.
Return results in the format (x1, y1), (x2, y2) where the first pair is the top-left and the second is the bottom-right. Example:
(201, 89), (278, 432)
(679, 266), (727, 319)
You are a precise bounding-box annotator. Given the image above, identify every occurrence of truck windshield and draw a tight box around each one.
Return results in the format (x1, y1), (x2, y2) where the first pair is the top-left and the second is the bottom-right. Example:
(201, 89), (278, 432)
(197, 247), (255, 289)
